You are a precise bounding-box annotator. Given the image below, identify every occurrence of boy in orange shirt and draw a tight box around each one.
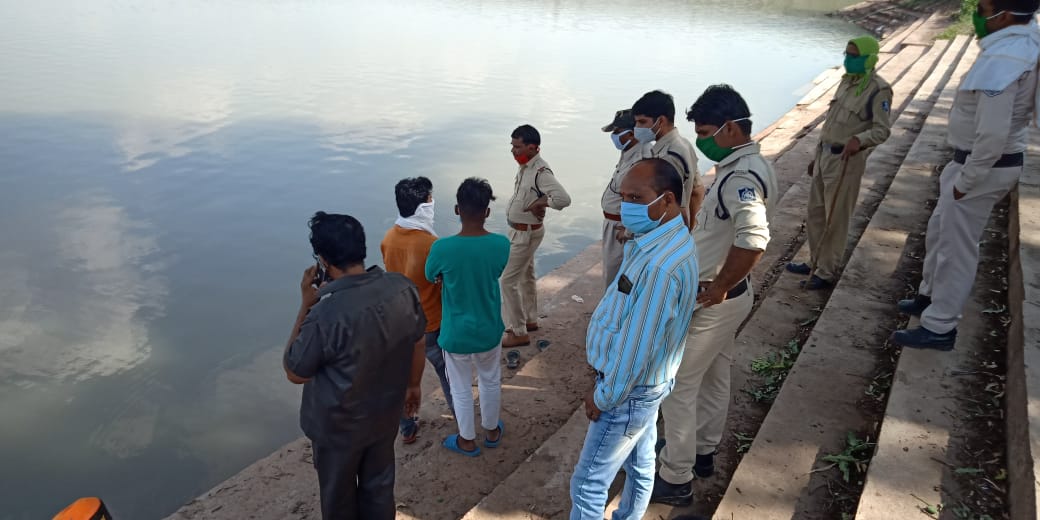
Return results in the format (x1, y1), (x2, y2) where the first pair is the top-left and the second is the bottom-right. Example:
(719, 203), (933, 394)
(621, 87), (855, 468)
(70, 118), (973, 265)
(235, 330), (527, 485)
(381, 177), (454, 443)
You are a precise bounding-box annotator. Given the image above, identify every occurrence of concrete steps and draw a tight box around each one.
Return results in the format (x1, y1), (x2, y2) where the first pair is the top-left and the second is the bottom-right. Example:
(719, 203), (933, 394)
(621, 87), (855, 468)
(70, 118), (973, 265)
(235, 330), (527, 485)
(713, 35), (977, 520)
(457, 35), (973, 520)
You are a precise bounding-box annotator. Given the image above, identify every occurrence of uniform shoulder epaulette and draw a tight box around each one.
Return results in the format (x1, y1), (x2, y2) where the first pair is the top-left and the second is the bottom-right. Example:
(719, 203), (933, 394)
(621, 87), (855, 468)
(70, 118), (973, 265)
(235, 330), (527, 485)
(872, 74), (893, 91)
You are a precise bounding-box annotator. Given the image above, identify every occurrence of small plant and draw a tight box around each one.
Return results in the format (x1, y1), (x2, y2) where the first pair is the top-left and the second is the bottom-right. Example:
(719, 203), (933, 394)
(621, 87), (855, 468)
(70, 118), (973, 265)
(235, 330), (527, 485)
(817, 432), (876, 483)
(733, 432), (754, 453)
(744, 339), (802, 403)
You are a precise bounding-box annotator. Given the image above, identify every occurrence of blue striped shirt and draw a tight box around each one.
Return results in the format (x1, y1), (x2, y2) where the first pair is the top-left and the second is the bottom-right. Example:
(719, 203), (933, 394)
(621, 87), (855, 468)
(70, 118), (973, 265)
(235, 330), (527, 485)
(586, 216), (699, 411)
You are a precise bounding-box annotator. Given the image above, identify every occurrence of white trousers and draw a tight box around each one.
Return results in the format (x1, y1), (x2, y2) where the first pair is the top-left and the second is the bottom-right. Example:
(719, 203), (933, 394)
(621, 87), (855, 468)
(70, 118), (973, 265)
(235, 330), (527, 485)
(444, 346), (502, 441)
(658, 287), (753, 484)
(601, 219), (626, 290)
(919, 161), (1021, 334)
(501, 227), (545, 335)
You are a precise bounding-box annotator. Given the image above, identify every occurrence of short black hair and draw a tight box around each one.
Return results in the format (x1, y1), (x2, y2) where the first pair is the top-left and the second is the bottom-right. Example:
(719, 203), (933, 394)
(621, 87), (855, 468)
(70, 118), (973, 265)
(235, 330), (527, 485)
(632, 90), (676, 124)
(687, 84), (753, 135)
(309, 212), (366, 269)
(636, 158), (683, 203)
(457, 177), (496, 218)
(993, 0), (1039, 22)
(511, 124), (541, 146)
(394, 176), (433, 218)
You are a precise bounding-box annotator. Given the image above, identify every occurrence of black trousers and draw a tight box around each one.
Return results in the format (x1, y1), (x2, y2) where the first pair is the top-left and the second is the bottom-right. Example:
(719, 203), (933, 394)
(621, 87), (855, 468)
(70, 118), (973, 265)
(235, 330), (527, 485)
(311, 434), (396, 520)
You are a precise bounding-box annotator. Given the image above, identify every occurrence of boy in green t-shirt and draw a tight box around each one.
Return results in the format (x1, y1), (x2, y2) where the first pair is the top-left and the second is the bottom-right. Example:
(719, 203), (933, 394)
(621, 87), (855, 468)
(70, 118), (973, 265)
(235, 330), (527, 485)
(425, 177), (511, 457)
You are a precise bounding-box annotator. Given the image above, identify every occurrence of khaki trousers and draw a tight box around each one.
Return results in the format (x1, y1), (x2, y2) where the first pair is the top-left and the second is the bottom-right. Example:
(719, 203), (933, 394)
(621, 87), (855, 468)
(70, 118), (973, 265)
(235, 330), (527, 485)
(807, 148), (868, 281)
(601, 219), (626, 290)
(919, 161), (1021, 334)
(501, 227), (544, 336)
(658, 286), (754, 485)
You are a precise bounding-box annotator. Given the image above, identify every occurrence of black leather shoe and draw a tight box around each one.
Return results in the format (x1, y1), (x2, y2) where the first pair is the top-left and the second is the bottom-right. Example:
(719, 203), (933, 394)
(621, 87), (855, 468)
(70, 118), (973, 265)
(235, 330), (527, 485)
(897, 294), (931, 316)
(890, 326), (956, 351)
(693, 451), (715, 478)
(799, 275), (833, 290)
(786, 262), (812, 275)
(650, 473), (693, 507)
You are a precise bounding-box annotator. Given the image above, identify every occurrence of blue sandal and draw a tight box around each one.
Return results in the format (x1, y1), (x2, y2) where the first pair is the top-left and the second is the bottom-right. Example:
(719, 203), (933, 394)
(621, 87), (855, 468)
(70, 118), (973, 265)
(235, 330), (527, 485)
(484, 420), (505, 448)
(443, 434), (481, 457)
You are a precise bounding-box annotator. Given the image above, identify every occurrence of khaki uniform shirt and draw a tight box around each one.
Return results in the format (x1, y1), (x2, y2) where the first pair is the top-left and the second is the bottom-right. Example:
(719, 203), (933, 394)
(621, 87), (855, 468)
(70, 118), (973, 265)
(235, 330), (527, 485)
(651, 129), (701, 209)
(692, 143), (777, 281)
(601, 142), (652, 214)
(948, 69), (1037, 193)
(820, 74), (894, 149)
(506, 154), (571, 225)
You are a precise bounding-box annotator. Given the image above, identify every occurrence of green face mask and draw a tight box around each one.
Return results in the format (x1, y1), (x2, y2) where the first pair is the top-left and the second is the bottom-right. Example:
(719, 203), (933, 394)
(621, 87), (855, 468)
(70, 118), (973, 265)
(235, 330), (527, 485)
(973, 10), (1004, 39)
(844, 54), (868, 75)
(695, 118), (750, 163)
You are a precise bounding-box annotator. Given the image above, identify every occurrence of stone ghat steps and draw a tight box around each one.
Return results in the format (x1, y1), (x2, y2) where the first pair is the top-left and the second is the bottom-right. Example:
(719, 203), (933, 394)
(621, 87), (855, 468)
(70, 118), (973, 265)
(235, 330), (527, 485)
(456, 35), (974, 520)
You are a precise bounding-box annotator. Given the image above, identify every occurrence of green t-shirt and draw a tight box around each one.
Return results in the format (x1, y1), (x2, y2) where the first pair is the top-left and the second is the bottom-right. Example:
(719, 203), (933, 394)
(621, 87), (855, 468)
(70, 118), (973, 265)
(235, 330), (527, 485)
(425, 233), (511, 354)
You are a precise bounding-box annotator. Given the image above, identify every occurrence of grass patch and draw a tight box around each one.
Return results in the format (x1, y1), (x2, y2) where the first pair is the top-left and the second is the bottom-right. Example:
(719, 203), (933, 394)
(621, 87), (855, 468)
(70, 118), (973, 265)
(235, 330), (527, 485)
(743, 339), (801, 403)
(937, 0), (979, 39)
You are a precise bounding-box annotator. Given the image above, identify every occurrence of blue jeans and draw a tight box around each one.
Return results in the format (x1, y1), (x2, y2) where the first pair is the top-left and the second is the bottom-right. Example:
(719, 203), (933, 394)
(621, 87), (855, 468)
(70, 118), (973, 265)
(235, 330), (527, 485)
(400, 330), (454, 437)
(570, 380), (673, 520)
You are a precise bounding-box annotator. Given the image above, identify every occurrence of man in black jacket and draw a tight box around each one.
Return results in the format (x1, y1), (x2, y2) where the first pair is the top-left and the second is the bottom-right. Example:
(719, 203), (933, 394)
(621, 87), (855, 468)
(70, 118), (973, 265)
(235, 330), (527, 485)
(283, 211), (426, 520)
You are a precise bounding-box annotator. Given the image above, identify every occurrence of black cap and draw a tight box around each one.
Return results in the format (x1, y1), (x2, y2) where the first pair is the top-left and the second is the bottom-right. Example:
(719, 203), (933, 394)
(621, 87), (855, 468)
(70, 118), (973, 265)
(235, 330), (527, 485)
(601, 109), (635, 132)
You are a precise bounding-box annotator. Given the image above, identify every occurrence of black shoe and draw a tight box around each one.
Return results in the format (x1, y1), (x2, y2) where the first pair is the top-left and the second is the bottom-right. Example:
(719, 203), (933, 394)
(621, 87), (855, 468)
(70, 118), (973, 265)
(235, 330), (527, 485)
(897, 294), (931, 316)
(650, 473), (693, 507)
(786, 262), (812, 275)
(673, 516), (710, 520)
(693, 451), (716, 478)
(799, 275), (833, 290)
(890, 326), (957, 351)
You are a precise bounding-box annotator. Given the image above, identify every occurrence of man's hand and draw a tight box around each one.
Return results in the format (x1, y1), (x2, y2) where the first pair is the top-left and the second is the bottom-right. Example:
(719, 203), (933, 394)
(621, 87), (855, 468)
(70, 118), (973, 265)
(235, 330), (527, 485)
(696, 282), (727, 308)
(807, 159), (815, 177)
(301, 266), (320, 308)
(404, 384), (422, 417)
(614, 224), (631, 245)
(841, 136), (862, 160)
(953, 187), (966, 200)
(583, 386), (602, 422)
(525, 195), (549, 220)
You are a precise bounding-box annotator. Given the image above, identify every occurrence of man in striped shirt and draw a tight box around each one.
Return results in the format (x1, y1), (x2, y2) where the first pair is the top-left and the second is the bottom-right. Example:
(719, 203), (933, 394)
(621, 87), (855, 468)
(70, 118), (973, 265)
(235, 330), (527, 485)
(569, 158), (699, 520)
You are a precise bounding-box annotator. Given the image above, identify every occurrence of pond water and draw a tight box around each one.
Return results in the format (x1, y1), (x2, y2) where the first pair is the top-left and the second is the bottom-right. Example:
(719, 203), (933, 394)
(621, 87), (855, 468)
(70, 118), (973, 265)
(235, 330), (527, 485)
(0, 0), (861, 517)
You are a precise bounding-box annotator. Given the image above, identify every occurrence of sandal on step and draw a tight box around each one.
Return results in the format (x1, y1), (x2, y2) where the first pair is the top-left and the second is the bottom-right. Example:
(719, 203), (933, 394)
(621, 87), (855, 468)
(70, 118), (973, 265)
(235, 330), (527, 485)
(484, 420), (505, 448)
(506, 350), (521, 369)
(443, 434), (481, 457)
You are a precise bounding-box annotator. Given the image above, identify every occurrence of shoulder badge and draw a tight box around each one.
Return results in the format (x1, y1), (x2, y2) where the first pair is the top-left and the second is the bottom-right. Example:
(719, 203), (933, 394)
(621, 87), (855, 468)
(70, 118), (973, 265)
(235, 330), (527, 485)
(881, 100), (890, 113)
(983, 89), (1004, 97)
(737, 186), (757, 203)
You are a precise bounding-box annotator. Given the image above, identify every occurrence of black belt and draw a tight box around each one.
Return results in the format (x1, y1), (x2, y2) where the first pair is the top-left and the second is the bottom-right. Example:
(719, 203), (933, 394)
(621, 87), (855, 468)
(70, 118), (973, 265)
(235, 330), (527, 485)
(953, 149), (1024, 168)
(699, 277), (750, 300)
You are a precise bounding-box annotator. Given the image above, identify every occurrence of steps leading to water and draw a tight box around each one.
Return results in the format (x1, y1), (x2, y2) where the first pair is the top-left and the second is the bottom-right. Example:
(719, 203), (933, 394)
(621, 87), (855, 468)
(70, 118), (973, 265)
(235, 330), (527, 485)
(713, 35), (977, 520)
(166, 17), (1029, 520)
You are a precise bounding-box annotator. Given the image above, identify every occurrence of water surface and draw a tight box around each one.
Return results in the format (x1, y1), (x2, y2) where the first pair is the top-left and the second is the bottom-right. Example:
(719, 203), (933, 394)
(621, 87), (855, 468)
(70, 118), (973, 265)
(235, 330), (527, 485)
(0, 1), (860, 517)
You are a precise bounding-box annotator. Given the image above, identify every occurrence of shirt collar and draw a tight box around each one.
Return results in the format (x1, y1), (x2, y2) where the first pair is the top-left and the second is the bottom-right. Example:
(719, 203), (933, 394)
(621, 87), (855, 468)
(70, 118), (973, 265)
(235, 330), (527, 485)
(632, 214), (684, 250)
(519, 153), (542, 171)
(715, 142), (761, 170)
(651, 127), (680, 153)
(318, 265), (385, 297)
(620, 142), (643, 161)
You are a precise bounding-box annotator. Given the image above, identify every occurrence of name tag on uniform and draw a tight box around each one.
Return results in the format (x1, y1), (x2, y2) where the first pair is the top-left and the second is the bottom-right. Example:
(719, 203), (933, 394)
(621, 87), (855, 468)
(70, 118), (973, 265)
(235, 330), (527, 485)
(617, 274), (633, 295)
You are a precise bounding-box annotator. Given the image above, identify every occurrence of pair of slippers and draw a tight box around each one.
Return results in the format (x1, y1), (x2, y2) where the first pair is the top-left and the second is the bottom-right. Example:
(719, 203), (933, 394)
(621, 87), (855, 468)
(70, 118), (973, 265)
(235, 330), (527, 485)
(442, 420), (505, 457)
(505, 340), (551, 369)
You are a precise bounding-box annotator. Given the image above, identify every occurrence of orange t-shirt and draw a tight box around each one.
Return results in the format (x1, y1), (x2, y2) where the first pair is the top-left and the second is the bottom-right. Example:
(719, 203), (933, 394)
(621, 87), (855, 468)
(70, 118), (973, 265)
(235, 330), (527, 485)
(381, 226), (442, 333)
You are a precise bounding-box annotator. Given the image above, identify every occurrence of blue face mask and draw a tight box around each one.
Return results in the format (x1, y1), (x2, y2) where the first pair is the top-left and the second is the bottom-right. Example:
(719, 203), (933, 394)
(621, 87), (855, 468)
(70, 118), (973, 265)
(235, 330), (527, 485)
(610, 130), (632, 151)
(633, 119), (659, 144)
(620, 193), (666, 235)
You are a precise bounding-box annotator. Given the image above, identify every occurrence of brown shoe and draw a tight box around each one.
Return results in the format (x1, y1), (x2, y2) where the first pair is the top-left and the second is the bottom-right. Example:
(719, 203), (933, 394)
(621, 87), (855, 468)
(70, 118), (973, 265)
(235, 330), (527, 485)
(502, 332), (531, 347)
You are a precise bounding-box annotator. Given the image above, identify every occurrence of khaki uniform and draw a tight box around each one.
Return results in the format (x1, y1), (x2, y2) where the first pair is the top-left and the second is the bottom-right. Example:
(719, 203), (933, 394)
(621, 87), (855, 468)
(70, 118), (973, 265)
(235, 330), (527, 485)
(658, 143), (777, 485)
(918, 69), (1036, 333)
(600, 142), (650, 288)
(808, 73), (893, 281)
(502, 154), (571, 336)
(651, 128), (702, 209)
